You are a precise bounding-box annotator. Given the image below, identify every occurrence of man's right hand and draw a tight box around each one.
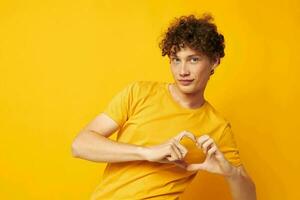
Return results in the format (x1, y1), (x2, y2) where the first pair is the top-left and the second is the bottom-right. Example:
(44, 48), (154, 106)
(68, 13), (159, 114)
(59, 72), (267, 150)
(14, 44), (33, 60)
(142, 131), (197, 168)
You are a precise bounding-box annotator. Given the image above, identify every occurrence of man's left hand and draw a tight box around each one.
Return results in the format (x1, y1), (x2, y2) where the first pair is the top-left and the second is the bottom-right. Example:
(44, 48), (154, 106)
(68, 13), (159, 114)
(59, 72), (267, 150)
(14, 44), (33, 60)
(185, 134), (235, 177)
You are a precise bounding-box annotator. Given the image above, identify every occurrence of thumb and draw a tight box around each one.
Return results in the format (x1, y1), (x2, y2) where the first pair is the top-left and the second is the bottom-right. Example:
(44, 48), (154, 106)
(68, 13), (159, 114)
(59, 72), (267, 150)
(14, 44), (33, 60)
(186, 163), (207, 172)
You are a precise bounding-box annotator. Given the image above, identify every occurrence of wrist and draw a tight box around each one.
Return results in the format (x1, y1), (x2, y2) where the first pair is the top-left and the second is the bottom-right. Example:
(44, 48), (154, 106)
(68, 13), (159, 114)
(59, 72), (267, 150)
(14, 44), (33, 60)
(224, 165), (239, 179)
(137, 146), (149, 161)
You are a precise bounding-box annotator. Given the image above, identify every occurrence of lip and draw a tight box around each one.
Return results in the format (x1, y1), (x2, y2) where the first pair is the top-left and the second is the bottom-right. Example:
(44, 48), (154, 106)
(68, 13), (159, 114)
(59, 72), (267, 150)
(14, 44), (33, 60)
(178, 79), (194, 86)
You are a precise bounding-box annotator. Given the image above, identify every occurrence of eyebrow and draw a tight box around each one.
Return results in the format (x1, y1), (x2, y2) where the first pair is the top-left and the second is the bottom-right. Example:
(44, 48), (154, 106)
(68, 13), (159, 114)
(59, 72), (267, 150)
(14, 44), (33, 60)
(188, 54), (202, 58)
(170, 54), (202, 58)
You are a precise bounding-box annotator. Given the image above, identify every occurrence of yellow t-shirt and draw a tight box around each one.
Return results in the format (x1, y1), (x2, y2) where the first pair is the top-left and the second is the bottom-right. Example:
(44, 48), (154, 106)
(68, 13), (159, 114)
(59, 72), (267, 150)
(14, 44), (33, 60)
(90, 81), (242, 200)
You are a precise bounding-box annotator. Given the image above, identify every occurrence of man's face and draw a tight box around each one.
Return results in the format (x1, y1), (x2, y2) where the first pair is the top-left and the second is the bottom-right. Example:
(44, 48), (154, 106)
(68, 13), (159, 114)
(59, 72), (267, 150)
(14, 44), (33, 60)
(169, 46), (219, 95)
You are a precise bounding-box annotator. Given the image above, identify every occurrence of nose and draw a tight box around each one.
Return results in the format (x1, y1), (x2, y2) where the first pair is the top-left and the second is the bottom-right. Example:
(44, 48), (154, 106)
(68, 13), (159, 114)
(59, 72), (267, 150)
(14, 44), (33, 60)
(179, 62), (190, 77)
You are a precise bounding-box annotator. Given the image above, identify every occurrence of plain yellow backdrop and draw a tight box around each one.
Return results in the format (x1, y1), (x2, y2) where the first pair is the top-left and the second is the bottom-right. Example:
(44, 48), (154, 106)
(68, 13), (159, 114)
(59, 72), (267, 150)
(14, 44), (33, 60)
(1, 0), (299, 199)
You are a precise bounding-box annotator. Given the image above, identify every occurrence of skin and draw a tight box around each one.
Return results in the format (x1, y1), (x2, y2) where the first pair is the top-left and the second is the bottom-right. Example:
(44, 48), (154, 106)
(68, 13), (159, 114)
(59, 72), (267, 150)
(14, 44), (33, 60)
(72, 45), (256, 200)
(165, 46), (257, 200)
(168, 45), (219, 109)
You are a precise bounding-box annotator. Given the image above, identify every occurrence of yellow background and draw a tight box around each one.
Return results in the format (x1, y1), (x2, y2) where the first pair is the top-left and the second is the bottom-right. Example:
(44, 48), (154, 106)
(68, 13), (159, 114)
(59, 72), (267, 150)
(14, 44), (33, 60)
(1, 0), (299, 199)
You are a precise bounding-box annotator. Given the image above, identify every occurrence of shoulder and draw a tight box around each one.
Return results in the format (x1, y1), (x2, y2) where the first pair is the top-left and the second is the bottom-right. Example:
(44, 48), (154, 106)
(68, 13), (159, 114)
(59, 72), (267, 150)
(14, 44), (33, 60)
(205, 101), (230, 124)
(205, 101), (231, 128)
(128, 80), (165, 96)
(204, 102), (239, 145)
(131, 80), (164, 89)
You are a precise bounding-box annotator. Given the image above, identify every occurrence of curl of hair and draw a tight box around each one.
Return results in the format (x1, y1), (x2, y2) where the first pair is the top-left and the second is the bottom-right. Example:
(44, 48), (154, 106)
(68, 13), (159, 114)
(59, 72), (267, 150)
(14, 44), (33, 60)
(158, 13), (225, 63)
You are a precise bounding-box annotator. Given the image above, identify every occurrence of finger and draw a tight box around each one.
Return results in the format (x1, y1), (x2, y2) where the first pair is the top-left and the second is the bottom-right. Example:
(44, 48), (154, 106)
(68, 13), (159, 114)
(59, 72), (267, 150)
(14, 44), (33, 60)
(202, 138), (215, 154)
(173, 160), (188, 169)
(207, 145), (217, 158)
(186, 163), (206, 172)
(174, 141), (188, 158)
(167, 147), (179, 161)
(167, 155), (176, 162)
(156, 158), (170, 164)
(196, 135), (210, 149)
(197, 135), (210, 150)
(171, 142), (183, 160)
(158, 159), (187, 169)
(175, 130), (197, 142)
(168, 138), (187, 157)
(174, 131), (186, 141)
(197, 138), (211, 152)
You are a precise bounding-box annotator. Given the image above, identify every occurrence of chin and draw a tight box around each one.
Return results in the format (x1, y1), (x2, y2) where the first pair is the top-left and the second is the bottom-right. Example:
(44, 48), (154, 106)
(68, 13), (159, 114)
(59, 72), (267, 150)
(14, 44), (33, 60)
(177, 84), (197, 94)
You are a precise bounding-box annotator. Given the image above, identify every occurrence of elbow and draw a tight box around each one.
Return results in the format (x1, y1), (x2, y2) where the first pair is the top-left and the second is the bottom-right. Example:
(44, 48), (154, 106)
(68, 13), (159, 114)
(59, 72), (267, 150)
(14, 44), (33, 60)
(71, 131), (87, 158)
(71, 140), (81, 158)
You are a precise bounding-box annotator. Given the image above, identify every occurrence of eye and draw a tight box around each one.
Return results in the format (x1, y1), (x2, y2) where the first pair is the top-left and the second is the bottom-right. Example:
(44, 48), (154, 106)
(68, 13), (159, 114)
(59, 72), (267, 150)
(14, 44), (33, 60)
(190, 57), (199, 63)
(171, 58), (180, 64)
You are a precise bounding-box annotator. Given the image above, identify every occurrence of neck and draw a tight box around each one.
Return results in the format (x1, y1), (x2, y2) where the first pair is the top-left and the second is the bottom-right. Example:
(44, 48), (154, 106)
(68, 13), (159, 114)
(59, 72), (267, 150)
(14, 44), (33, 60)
(170, 82), (205, 109)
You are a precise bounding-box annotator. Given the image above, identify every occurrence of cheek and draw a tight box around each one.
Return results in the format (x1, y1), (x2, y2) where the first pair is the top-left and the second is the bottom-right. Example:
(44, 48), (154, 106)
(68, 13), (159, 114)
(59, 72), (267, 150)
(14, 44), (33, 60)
(194, 64), (210, 74)
(192, 69), (210, 82)
(170, 66), (179, 75)
(191, 67), (207, 77)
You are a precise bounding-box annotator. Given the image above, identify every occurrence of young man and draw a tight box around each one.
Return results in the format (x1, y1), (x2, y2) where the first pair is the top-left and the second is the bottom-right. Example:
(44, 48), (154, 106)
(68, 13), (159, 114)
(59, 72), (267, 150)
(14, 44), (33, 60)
(72, 14), (256, 200)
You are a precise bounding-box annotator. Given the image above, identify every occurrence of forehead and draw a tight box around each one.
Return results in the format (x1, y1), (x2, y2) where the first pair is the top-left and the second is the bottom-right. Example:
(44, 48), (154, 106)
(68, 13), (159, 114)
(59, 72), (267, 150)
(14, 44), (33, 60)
(170, 46), (204, 58)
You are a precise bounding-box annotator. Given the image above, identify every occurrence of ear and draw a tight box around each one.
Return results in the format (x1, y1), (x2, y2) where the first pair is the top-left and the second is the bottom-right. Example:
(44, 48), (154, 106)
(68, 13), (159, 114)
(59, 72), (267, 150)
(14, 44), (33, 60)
(211, 57), (220, 71)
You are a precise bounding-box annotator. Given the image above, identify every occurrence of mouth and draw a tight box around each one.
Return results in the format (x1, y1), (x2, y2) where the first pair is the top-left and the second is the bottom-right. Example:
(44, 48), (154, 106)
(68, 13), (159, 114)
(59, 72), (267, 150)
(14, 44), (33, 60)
(178, 79), (194, 86)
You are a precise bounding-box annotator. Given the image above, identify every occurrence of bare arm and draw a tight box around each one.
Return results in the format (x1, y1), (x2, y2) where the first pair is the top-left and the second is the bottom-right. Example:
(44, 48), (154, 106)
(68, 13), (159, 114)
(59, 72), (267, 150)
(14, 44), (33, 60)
(225, 165), (257, 200)
(71, 113), (192, 164)
(185, 134), (256, 199)
(71, 113), (146, 163)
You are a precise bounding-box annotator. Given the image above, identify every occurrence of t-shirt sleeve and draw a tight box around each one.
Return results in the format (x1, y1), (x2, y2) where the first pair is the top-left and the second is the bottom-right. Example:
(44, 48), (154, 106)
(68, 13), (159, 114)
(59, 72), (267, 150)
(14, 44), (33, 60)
(102, 82), (136, 128)
(218, 123), (243, 167)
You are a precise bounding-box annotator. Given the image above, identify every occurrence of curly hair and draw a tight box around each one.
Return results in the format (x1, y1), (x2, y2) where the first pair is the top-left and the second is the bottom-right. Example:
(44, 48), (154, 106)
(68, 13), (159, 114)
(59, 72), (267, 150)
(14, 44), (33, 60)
(158, 13), (225, 64)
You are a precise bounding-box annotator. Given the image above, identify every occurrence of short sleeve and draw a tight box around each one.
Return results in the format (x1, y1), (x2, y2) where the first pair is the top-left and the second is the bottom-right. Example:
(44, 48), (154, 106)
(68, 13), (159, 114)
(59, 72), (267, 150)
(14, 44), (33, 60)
(102, 82), (136, 127)
(218, 123), (242, 167)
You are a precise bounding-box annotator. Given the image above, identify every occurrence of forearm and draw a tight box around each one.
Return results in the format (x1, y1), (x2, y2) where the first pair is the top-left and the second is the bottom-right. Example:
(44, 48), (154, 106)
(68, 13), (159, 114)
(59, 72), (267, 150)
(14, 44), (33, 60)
(225, 167), (257, 200)
(71, 130), (146, 163)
